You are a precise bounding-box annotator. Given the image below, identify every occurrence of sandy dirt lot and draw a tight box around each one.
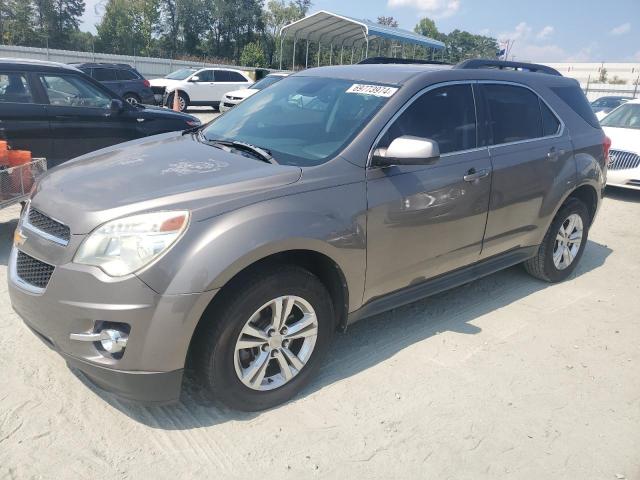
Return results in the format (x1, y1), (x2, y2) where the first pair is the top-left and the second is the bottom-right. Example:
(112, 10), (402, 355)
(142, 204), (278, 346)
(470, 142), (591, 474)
(0, 188), (638, 480)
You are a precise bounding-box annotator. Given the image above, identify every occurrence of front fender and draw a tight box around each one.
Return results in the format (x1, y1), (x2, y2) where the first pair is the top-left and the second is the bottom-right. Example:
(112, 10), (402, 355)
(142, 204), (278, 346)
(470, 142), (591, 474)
(136, 182), (368, 312)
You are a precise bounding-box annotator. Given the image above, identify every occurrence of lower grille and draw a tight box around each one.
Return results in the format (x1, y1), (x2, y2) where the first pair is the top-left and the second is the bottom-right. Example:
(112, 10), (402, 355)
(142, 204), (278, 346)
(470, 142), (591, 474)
(16, 251), (55, 289)
(609, 150), (640, 171)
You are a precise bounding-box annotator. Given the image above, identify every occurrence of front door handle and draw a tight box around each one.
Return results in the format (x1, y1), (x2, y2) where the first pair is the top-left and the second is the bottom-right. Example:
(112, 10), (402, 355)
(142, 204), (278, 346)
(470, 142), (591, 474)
(463, 168), (490, 182)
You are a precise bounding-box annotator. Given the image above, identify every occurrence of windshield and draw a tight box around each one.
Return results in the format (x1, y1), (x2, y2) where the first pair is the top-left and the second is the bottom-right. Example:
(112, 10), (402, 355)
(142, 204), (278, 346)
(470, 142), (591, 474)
(251, 75), (285, 90)
(166, 68), (197, 80)
(202, 76), (394, 166)
(601, 103), (640, 129)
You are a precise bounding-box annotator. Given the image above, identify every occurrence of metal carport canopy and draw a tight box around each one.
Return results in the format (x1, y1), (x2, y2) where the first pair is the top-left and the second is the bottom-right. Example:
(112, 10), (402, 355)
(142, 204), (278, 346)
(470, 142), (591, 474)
(279, 10), (445, 69)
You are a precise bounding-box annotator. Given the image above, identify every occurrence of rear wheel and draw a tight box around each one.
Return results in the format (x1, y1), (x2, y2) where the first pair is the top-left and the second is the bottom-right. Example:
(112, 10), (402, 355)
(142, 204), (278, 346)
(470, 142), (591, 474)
(123, 93), (141, 106)
(524, 198), (590, 282)
(191, 266), (334, 411)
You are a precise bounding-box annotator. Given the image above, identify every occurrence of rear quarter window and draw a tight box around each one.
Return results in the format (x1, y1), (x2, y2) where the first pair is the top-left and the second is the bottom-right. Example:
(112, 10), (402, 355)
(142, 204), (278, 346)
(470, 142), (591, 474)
(92, 68), (118, 81)
(117, 69), (140, 80)
(551, 85), (600, 129)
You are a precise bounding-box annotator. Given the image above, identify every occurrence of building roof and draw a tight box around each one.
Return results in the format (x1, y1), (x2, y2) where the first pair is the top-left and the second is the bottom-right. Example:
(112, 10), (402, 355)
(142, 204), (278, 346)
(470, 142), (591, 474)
(280, 10), (445, 50)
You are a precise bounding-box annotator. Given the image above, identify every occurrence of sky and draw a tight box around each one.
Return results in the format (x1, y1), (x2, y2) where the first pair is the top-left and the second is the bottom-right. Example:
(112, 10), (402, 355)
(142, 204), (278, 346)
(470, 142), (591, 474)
(80, 0), (640, 63)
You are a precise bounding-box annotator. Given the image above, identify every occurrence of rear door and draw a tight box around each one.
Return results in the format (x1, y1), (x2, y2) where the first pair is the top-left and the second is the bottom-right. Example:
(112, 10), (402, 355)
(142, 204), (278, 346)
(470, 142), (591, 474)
(364, 82), (493, 302)
(91, 67), (121, 96)
(37, 72), (138, 166)
(0, 71), (52, 160)
(478, 82), (574, 258)
(213, 70), (251, 102)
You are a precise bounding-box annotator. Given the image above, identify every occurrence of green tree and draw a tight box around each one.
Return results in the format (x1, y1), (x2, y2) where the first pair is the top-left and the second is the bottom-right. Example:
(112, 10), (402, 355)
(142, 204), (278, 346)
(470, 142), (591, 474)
(240, 40), (266, 66)
(598, 67), (608, 83)
(377, 16), (398, 27)
(414, 17), (443, 41)
(265, 0), (310, 66)
(1, 0), (37, 45)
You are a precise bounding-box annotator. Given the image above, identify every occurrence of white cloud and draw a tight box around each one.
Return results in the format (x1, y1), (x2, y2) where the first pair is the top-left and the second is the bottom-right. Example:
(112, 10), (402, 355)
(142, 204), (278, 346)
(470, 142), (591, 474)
(536, 25), (554, 40)
(387, 0), (461, 18)
(498, 22), (532, 42)
(513, 44), (567, 63)
(634, 50), (640, 61)
(610, 22), (631, 35)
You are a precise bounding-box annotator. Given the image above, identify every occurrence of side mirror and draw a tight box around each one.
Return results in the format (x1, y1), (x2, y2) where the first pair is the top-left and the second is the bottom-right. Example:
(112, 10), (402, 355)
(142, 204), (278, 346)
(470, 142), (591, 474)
(109, 98), (124, 114)
(189, 75), (200, 82)
(372, 135), (440, 167)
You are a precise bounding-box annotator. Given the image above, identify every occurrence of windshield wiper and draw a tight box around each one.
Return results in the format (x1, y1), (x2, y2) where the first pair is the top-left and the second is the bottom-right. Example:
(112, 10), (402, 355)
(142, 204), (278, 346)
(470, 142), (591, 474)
(203, 138), (277, 164)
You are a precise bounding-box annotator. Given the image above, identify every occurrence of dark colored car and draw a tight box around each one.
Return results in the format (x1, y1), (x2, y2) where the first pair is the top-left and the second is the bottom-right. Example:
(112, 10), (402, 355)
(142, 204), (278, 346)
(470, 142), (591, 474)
(0, 58), (201, 167)
(9, 60), (607, 411)
(70, 62), (155, 106)
(591, 95), (633, 118)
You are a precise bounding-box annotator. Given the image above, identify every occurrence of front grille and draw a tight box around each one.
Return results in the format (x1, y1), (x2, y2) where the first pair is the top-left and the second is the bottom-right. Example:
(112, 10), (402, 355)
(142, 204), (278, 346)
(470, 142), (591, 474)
(609, 150), (640, 171)
(16, 251), (55, 289)
(151, 86), (166, 95)
(27, 208), (70, 243)
(223, 102), (234, 107)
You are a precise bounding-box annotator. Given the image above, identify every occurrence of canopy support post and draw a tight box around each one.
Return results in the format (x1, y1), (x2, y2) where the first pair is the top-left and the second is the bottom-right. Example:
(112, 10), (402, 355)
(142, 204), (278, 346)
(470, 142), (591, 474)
(292, 35), (297, 71)
(279, 35), (285, 69)
(350, 46), (354, 64)
(329, 43), (333, 65)
(317, 42), (321, 67)
(305, 40), (309, 68)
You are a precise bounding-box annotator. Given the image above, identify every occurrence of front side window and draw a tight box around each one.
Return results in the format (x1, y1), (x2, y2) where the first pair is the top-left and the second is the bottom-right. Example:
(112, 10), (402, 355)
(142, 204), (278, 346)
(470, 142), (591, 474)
(601, 103), (640, 129)
(483, 84), (542, 145)
(202, 76), (392, 166)
(39, 74), (112, 108)
(0, 73), (33, 103)
(378, 84), (477, 155)
(195, 70), (214, 82)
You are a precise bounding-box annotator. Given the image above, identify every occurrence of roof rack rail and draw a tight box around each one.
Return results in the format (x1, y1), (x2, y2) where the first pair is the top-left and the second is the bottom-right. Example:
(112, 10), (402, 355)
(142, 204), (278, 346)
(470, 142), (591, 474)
(455, 59), (562, 76)
(358, 56), (451, 66)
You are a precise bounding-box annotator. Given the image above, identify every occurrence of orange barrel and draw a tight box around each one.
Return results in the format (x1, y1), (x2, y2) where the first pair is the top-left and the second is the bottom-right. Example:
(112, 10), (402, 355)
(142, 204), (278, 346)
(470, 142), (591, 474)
(7, 150), (33, 195)
(0, 141), (8, 166)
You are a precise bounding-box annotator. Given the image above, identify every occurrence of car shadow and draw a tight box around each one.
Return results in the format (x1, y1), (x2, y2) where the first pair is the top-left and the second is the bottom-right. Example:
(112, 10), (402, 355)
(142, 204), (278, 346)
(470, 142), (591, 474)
(79, 240), (612, 429)
(605, 186), (640, 203)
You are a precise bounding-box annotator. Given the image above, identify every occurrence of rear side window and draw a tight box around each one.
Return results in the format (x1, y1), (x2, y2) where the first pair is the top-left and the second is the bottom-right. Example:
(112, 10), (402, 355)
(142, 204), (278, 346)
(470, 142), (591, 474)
(482, 84), (542, 144)
(540, 100), (561, 136)
(551, 85), (600, 128)
(379, 84), (477, 155)
(92, 68), (117, 81)
(227, 71), (248, 82)
(214, 70), (232, 82)
(0, 72), (34, 103)
(116, 69), (139, 80)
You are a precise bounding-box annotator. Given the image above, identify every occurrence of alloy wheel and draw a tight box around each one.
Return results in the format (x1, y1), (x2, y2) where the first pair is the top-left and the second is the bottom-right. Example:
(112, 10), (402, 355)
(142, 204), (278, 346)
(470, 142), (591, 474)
(553, 213), (583, 270)
(233, 296), (318, 391)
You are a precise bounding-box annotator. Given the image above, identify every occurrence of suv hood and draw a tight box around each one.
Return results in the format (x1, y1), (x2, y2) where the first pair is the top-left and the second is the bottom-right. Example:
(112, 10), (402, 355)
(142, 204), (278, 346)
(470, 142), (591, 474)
(225, 88), (259, 99)
(602, 126), (640, 154)
(149, 78), (184, 88)
(136, 104), (200, 123)
(31, 132), (302, 234)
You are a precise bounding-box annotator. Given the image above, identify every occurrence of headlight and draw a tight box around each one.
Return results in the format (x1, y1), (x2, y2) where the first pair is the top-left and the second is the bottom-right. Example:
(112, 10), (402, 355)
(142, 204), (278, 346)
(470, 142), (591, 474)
(74, 211), (189, 277)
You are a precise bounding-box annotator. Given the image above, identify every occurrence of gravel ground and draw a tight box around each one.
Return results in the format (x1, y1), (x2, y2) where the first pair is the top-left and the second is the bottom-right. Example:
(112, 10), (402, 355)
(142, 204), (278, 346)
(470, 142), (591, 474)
(0, 188), (638, 480)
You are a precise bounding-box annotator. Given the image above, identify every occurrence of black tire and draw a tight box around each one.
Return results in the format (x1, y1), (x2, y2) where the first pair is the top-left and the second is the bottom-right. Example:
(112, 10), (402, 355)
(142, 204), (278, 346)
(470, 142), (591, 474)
(166, 91), (189, 112)
(524, 197), (590, 282)
(191, 265), (335, 411)
(123, 93), (141, 106)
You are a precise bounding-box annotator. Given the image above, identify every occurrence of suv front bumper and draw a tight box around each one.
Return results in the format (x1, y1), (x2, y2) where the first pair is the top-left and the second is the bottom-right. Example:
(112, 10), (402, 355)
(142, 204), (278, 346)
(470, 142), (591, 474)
(8, 245), (218, 403)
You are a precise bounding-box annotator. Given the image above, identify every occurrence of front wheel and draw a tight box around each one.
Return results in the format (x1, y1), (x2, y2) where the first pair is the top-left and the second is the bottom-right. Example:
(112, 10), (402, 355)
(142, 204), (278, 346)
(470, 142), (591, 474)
(524, 198), (590, 282)
(166, 91), (189, 112)
(191, 266), (335, 411)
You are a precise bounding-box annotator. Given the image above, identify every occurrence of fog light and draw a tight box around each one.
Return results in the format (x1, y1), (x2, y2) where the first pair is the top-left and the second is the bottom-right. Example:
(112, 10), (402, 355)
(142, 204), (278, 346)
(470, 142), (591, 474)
(69, 328), (128, 353)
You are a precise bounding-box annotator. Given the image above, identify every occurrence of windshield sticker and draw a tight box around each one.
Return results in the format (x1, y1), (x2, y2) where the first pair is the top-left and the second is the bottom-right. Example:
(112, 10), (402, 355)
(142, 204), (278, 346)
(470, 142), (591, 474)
(346, 84), (398, 97)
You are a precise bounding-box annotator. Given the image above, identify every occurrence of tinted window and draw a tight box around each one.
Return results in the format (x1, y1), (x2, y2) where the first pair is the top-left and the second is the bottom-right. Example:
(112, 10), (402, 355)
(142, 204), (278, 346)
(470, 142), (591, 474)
(0, 73), (33, 103)
(39, 74), (111, 108)
(540, 100), (561, 136)
(483, 84), (542, 144)
(552, 85), (600, 128)
(379, 84), (477, 154)
(117, 69), (139, 80)
(196, 70), (214, 82)
(214, 70), (231, 82)
(92, 68), (117, 81)
(251, 75), (285, 90)
(227, 71), (248, 82)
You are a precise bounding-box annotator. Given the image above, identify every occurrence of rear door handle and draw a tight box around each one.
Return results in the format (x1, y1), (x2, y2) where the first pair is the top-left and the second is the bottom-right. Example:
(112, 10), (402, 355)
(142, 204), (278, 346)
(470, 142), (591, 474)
(463, 168), (490, 182)
(546, 147), (565, 161)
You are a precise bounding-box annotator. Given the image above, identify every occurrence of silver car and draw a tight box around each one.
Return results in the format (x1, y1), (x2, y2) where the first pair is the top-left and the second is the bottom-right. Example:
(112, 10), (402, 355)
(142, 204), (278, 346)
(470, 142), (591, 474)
(9, 61), (607, 410)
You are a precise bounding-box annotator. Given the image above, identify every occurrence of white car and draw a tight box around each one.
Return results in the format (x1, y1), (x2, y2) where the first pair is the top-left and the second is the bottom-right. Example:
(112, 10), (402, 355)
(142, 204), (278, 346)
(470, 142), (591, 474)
(149, 67), (252, 112)
(219, 73), (288, 112)
(601, 99), (640, 190)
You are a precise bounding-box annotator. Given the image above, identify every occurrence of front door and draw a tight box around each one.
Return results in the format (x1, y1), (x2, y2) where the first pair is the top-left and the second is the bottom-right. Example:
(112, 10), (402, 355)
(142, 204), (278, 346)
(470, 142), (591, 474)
(365, 83), (492, 303)
(36, 72), (138, 166)
(187, 69), (215, 102)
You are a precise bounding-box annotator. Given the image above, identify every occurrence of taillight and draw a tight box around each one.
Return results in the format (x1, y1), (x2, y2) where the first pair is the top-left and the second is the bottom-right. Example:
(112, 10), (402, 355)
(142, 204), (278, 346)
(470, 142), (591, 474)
(143, 79), (150, 88)
(603, 135), (612, 164)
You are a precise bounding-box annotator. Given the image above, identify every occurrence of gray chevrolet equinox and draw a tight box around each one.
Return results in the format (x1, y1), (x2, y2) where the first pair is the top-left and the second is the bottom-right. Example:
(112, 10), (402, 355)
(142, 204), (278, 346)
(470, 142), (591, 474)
(9, 60), (608, 411)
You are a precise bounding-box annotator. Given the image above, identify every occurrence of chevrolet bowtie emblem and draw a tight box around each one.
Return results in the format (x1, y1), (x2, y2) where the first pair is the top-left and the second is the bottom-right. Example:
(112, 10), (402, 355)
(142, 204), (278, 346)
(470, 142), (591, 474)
(13, 229), (27, 247)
